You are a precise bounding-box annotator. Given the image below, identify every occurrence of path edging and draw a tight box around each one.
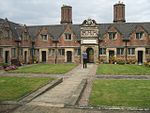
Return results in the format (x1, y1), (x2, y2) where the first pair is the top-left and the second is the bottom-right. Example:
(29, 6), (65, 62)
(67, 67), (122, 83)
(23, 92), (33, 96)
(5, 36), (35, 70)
(65, 79), (87, 106)
(19, 78), (63, 104)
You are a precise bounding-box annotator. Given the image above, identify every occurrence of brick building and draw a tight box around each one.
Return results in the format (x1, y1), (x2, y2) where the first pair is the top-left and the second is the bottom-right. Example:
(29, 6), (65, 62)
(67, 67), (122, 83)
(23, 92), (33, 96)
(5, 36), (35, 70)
(0, 2), (150, 65)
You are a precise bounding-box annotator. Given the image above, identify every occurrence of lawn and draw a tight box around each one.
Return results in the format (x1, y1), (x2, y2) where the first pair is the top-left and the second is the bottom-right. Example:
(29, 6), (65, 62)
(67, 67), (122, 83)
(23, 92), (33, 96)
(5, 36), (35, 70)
(89, 79), (150, 108)
(11, 64), (77, 74)
(0, 76), (54, 101)
(97, 64), (150, 75)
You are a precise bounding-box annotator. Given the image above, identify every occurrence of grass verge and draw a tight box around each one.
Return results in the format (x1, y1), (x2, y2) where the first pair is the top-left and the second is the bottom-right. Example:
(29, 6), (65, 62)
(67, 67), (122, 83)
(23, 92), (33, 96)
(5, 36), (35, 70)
(89, 79), (150, 108)
(0, 76), (54, 101)
(10, 64), (77, 74)
(97, 64), (150, 75)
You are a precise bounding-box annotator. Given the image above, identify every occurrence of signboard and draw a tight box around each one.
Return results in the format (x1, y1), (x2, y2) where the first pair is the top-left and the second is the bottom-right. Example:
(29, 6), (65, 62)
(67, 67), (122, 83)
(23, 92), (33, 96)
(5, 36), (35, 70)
(82, 39), (97, 44)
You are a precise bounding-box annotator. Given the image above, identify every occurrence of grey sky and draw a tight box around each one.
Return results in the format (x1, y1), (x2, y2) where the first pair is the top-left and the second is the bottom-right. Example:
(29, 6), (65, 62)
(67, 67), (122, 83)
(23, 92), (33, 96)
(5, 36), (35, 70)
(0, 0), (150, 25)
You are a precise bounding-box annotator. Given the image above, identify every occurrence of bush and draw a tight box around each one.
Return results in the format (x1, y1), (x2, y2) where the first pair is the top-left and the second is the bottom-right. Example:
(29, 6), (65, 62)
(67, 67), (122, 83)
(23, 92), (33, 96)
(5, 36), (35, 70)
(109, 56), (116, 64)
(127, 59), (137, 64)
(144, 62), (150, 67)
(4, 65), (18, 71)
(116, 58), (125, 65)
(0, 66), (4, 70)
(11, 59), (21, 66)
(0, 63), (10, 68)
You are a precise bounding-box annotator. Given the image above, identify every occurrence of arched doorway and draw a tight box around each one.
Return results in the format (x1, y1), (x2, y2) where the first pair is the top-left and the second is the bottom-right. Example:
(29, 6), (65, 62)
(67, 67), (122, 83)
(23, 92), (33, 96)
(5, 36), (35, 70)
(86, 48), (94, 63)
(67, 51), (72, 62)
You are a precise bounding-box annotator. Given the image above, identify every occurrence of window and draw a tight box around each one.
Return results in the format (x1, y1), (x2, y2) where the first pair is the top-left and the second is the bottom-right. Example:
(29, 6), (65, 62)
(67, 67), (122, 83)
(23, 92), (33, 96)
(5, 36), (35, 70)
(0, 31), (2, 39)
(20, 48), (23, 56)
(146, 48), (150, 55)
(23, 32), (29, 40)
(117, 48), (124, 55)
(11, 48), (16, 57)
(136, 32), (143, 39)
(41, 34), (48, 41)
(128, 48), (135, 55)
(65, 33), (72, 41)
(99, 48), (106, 55)
(108, 32), (116, 40)
(0, 48), (3, 57)
(49, 49), (55, 56)
(58, 49), (65, 56)
(4, 30), (9, 38)
(75, 48), (81, 56)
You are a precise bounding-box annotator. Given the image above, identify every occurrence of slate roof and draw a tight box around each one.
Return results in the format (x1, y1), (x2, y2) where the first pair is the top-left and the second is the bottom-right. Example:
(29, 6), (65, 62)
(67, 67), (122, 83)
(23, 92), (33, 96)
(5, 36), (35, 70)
(0, 18), (150, 41)
(98, 22), (150, 40)
(0, 18), (21, 40)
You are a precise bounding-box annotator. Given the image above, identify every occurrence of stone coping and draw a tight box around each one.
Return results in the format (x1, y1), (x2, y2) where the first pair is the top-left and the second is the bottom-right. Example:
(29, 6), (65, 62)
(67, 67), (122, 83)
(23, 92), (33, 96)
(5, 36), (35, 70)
(67, 105), (150, 112)
(65, 79), (87, 106)
(96, 75), (150, 80)
(0, 78), (63, 105)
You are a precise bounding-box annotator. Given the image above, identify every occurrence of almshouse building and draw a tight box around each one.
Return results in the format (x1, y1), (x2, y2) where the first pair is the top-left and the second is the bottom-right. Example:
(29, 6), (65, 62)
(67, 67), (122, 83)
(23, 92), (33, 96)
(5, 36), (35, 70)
(0, 1), (150, 65)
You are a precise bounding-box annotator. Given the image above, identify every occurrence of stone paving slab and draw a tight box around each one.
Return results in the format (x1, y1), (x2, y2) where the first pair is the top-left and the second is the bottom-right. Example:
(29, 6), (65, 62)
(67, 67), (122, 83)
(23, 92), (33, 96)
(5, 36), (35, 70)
(28, 64), (96, 107)
(11, 105), (150, 113)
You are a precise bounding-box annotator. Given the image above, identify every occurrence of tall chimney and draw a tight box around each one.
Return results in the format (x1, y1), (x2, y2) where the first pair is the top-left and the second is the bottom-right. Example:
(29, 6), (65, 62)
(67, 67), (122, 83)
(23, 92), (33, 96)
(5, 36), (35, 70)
(113, 1), (126, 23)
(60, 5), (72, 24)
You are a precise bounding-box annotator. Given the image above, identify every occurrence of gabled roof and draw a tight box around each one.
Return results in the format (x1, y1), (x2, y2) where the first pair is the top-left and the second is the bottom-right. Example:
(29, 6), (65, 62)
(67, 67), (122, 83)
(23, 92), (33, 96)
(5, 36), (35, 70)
(98, 22), (150, 40)
(0, 18), (150, 41)
(0, 18), (21, 40)
(27, 24), (81, 41)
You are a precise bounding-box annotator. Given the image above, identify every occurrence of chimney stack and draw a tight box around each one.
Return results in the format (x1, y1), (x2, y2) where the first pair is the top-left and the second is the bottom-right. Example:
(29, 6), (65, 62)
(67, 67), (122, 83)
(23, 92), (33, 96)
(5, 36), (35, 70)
(60, 5), (72, 24)
(113, 1), (126, 23)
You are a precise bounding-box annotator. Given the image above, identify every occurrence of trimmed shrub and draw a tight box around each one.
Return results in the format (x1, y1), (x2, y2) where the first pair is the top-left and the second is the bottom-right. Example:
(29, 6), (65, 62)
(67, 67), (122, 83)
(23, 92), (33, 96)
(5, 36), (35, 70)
(116, 58), (125, 65)
(144, 62), (150, 67)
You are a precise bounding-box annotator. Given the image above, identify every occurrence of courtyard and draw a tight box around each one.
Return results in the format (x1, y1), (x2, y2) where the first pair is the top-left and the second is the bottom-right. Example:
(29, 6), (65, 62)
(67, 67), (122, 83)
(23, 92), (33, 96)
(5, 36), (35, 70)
(0, 63), (150, 113)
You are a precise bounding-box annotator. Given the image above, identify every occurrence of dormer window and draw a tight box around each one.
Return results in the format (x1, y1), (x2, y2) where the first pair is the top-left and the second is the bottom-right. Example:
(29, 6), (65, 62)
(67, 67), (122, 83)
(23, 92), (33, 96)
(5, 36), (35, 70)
(41, 34), (48, 41)
(23, 32), (29, 40)
(65, 33), (72, 41)
(108, 32), (116, 40)
(136, 32), (143, 39)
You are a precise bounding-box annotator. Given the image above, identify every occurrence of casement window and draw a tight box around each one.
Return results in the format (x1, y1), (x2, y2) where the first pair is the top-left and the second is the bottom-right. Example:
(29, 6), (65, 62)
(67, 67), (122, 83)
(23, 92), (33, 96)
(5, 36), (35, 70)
(41, 34), (48, 41)
(11, 48), (16, 57)
(146, 48), (150, 55)
(0, 31), (2, 39)
(23, 32), (29, 40)
(117, 48), (124, 55)
(136, 32), (143, 39)
(75, 48), (81, 56)
(128, 48), (135, 55)
(49, 49), (55, 56)
(0, 48), (3, 57)
(65, 33), (72, 41)
(20, 48), (23, 56)
(58, 49), (65, 56)
(99, 48), (106, 55)
(4, 30), (9, 38)
(108, 32), (116, 40)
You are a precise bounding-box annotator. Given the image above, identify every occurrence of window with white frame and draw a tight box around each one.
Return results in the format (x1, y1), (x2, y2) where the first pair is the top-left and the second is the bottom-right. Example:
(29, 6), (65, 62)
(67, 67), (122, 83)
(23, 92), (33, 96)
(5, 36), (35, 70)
(58, 49), (65, 56)
(0, 48), (3, 57)
(41, 34), (48, 41)
(99, 48), (106, 55)
(49, 49), (55, 56)
(11, 48), (16, 57)
(117, 48), (124, 55)
(75, 48), (81, 56)
(108, 32), (116, 40)
(65, 33), (72, 41)
(136, 32), (143, 39)
(146, 48), (150, 55)
(128, 48), (135, 55)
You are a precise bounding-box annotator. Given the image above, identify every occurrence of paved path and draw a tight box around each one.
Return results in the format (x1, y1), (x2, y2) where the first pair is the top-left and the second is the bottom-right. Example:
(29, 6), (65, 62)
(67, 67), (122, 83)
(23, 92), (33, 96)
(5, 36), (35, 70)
(27, 64), (96, 107)
(11, 105), (149, 113)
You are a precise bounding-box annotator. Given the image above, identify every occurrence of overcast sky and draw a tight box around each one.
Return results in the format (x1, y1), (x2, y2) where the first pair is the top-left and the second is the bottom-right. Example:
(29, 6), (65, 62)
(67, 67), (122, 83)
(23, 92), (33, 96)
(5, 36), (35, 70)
(0, 0), (150, 25)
